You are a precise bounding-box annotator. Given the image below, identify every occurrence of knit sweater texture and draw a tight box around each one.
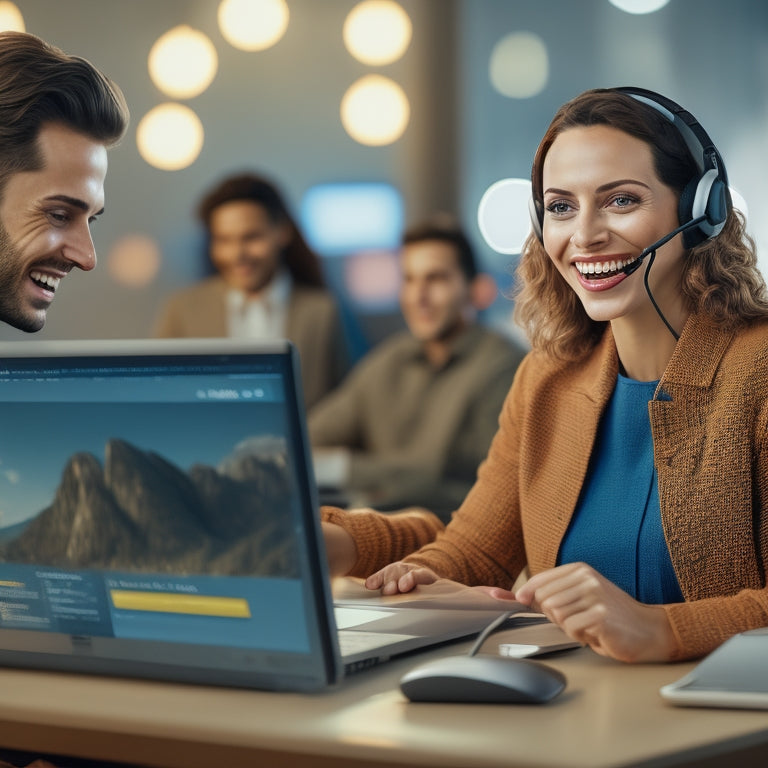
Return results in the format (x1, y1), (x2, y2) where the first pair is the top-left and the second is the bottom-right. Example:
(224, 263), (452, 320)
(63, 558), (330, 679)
(322, 312), (768, 660)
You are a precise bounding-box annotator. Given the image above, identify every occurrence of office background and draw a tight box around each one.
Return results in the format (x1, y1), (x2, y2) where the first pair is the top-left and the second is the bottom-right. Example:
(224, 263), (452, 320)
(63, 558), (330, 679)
(2, 0), (766, 358)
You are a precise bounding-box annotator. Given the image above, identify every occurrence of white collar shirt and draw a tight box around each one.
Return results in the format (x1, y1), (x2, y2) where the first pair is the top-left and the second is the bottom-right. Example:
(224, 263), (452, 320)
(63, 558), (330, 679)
(225, 270), (291, 339)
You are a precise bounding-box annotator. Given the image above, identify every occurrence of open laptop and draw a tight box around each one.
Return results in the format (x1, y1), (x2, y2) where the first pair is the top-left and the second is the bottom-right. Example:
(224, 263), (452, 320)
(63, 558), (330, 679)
(0, 338), (507, 691)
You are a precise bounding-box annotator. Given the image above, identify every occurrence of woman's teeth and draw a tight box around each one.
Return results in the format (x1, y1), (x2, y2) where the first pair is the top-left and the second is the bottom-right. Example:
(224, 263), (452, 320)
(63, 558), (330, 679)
(575, 257), (638, 279)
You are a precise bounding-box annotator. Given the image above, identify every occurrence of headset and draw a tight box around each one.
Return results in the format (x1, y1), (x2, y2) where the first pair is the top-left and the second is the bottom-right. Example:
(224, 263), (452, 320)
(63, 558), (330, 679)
(529, 86), (731, 251)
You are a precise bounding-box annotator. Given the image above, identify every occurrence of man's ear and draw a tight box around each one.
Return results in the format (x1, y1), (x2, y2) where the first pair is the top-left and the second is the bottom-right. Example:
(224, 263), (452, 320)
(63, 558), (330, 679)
(469, 273), (498, 311)
(276, 220), (294, 249)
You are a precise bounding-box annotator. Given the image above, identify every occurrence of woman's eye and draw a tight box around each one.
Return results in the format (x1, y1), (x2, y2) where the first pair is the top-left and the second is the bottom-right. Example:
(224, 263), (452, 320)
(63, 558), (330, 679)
(612, 195), (636, 208)
(545, 200), (571, 215)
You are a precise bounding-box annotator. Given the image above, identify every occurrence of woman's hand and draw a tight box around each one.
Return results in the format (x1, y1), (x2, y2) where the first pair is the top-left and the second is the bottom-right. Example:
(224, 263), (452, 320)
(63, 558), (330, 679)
(472, 585), (518, 602)
(514, 562), (677, 662)
(321, 521), (357, 578)
(364, 561), (441, 595)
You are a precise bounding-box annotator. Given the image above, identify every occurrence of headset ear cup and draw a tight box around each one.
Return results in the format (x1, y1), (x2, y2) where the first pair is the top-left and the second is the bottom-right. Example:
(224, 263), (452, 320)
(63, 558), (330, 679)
(680, 170), (728, 249)
(529, 196), (543, 242)
(678, 177), (697, 225)
(704, 179), (728, 238)
(678, 177), (706, 249)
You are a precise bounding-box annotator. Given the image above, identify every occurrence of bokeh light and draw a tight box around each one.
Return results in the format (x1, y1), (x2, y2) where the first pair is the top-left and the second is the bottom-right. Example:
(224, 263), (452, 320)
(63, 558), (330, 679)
(108, 235), (161, 287)
(489, 32), (548, 99)
(341, 75), (410, 146)
(218, 0), (289, 51)
(0, 1), (24, 31)
(343, 0), (412, 66)
(477, 178), (533, 255)
(471, 274), (499, 312)
(148, 26), (218, 99)
(729, 187), (749, 224)
(344, 250), (401, 308)
(609, 0), (671, 14)
(137, 103), (204, 171)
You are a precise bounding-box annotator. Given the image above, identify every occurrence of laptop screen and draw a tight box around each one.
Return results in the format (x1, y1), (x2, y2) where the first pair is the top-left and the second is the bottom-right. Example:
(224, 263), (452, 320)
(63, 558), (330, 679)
(0, 339), (341, 691)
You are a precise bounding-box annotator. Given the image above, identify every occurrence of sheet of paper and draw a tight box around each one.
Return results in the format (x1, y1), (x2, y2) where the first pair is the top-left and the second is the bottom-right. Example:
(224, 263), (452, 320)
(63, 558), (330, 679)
(333, 577), (539, 615)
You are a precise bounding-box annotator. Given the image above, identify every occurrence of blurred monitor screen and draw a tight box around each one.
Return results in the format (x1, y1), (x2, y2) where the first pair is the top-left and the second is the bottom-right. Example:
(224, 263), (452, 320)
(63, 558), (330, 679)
(300, 182), (404, 255)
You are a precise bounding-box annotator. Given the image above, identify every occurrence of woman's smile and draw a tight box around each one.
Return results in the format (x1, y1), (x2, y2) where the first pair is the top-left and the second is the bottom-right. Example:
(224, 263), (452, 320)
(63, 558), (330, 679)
(541, 124), (685, 327)
(574, 254), (639, 279)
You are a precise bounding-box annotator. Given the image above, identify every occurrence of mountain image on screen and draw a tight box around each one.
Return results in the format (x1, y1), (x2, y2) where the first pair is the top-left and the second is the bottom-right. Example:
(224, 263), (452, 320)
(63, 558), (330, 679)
(0, 437), (300, 578)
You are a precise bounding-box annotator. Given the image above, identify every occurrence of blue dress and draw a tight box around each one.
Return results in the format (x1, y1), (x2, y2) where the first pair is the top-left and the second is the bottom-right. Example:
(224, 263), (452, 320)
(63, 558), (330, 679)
(557, 374), (684, 604)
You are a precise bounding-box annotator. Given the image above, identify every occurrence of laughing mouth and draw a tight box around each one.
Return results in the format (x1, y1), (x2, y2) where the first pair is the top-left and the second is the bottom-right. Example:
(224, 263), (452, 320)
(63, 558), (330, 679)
(30, 270), (61, 293)
(575, 256), (639, 280)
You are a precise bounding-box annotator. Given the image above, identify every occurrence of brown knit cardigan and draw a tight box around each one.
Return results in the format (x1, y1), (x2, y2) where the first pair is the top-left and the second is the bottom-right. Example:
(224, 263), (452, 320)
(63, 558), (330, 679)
(322, 312), (768, 660)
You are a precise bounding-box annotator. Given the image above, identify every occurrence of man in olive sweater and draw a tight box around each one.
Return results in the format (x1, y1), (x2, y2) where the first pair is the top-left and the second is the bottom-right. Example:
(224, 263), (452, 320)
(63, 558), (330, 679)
(309, 217), (526, 521)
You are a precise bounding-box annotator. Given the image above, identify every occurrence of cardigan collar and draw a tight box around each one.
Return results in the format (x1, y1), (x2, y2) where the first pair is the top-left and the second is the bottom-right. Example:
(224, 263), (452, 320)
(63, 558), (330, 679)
(658, 312), (735, 389)
(572, 312), (735, 406)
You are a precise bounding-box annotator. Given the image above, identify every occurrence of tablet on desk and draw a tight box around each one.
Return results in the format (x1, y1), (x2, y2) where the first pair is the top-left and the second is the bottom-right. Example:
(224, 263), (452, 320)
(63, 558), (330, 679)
(660, 627), (768, 709)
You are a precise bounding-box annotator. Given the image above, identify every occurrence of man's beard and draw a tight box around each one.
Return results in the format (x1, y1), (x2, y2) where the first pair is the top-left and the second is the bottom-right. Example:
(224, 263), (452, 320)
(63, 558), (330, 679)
(0, 221), (47, 333)
(412, 312), (467, 346)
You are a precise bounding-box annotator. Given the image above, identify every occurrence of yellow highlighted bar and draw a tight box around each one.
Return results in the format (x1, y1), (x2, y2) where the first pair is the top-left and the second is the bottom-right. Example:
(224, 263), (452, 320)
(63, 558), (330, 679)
(110, 590), (251, 618)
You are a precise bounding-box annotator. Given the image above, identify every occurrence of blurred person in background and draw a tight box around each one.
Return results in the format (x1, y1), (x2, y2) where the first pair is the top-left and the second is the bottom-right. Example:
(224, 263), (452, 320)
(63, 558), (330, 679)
(152, 172), (349, 409)
(309, 216), (526, 521)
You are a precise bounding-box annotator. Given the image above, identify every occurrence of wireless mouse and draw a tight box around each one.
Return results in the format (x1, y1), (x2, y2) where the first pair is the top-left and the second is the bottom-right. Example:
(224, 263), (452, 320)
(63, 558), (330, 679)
(399, 654), (566, 704)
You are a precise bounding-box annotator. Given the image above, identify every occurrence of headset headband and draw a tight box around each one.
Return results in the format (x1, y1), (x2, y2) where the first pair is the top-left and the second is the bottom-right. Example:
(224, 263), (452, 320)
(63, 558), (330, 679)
(613, 86), (727, 187)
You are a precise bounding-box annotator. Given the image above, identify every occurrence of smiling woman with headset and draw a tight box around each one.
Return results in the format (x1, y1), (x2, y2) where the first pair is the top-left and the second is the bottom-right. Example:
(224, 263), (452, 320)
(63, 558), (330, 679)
(321, 87), (768, 663)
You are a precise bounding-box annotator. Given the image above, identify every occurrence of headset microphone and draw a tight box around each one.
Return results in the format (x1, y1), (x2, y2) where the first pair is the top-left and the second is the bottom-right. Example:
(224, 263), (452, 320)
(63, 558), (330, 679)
(621, 214), (707, 277)
(621, 216), (706, 341)
(621, 214), (707, 340)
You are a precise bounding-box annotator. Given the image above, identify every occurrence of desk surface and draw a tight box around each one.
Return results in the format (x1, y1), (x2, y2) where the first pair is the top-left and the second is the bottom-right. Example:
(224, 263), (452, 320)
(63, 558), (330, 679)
(1, 627), (768, 768)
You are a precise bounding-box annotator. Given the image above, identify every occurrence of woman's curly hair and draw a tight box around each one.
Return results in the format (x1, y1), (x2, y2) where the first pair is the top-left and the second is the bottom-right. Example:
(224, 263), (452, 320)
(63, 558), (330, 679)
(513, 89), (768, 361)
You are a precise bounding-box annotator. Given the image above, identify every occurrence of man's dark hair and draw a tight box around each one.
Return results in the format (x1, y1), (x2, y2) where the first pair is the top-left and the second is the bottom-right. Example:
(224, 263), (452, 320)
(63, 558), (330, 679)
(197, 172), (325, 288)
(402, 216), (479, 281)
(0, 31), (129, 196)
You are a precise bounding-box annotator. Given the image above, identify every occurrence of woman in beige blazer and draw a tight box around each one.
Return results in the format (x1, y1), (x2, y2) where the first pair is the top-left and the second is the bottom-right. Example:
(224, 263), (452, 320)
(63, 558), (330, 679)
(153, 173), (348, 409)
